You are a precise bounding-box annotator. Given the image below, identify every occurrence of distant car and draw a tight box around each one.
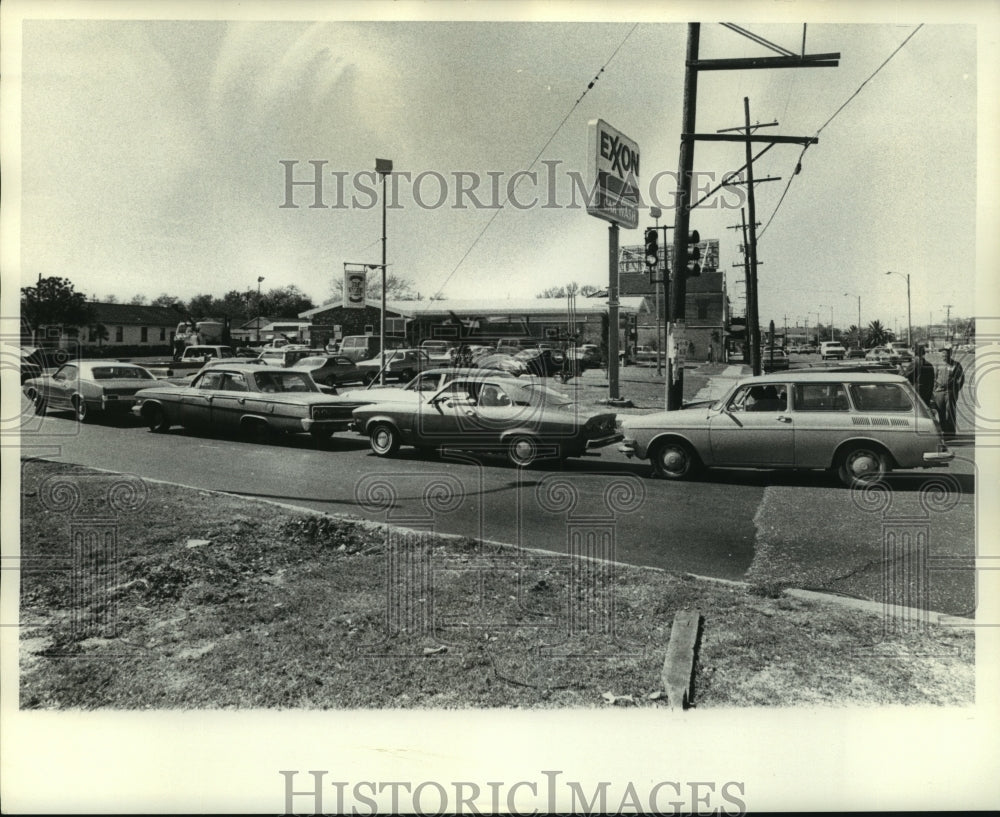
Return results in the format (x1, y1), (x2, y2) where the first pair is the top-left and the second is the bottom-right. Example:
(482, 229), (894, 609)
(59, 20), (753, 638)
(566, 344), (602, 370)
(513, 347), (567, 377)
(287, 354), (361, 388)
(419, 339), (458, 366)
(352, 373), (622, 466)
(355, 349), (432, 383)
(474, 353), (530, 376)
(619, 371), (954, 486)
(24, 360), (159, 422)
(177, 345), (236, 363)
(820, 342), (846, 361)
(846, 347), (866, 359)
(761, 348), (790, 371)
(132, 364), (355, 440)
(257, 347), (319, 367)
(633, 346), (660, 364)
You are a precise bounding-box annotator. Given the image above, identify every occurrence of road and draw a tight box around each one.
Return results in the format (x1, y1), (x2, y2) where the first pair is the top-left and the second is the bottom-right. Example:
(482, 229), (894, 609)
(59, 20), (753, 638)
(18, 394), (976, 618)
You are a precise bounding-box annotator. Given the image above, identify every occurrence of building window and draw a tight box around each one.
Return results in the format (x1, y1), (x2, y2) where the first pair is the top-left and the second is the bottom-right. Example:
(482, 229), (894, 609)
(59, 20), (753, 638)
(160, 327), (166, 341)
(697, 300), (709, 320)
(140, 327), (148, 343)
(115, 326), (124, 342)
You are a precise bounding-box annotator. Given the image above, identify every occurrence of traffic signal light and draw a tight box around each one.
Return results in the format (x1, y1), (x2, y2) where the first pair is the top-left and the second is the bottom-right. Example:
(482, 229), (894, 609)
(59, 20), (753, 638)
(644, 227), (659, 267)
(684, 230), (702, 277)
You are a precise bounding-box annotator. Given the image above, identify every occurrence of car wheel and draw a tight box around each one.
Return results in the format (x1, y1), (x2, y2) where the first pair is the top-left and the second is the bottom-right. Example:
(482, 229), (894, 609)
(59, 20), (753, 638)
(144, 404), (171, 433)
(369, 422), (400, 456)
(72, 397), (91, 423)
(242, 418), (275, 443)
(650, 439), (698, 480)
(837, 444), (889, 487)
(506, 434), (538, 468)
(400, 368), (415, 382)
(24, 388), (46, 416)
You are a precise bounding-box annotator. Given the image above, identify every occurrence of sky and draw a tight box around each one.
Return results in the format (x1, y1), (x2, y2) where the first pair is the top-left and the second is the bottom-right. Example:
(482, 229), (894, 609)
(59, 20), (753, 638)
(7, 4), (994, 337)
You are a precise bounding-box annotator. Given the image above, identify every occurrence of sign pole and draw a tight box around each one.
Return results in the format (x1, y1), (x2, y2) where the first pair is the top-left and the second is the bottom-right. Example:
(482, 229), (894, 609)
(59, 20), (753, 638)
(608, 223), (620, 402)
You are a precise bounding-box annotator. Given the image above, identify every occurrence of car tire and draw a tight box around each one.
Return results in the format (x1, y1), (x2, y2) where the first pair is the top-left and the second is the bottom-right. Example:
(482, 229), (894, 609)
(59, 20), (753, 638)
(837, 444), (889, 487)
(400, 368), (415, 382)
(506, 434), (539, 468)
(24, 388), (46, 416)
(144, 404), (171, 433)
(72, 396), (91, 423)
(650, 439), (699, 480)
(369, 422), (400, 456)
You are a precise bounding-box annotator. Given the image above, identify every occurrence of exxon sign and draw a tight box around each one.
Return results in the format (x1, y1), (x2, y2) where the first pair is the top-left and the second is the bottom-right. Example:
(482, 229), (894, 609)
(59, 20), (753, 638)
(587, 119), (640, 229)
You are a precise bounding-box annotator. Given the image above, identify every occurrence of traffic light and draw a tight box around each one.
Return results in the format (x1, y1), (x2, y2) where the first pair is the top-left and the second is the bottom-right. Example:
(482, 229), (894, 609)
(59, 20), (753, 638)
(644, 227), (659, 267)
(684, 230), (701, 277)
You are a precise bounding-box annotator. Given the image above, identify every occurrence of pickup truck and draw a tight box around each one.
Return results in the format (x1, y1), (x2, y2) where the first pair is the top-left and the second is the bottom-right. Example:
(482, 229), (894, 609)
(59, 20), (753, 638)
(355, 349), (432, 383)
(142, 345), (236, 377)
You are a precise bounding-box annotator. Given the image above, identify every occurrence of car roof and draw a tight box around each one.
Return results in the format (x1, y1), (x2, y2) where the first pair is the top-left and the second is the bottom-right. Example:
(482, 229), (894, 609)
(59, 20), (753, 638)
(743, 370), (907, 383)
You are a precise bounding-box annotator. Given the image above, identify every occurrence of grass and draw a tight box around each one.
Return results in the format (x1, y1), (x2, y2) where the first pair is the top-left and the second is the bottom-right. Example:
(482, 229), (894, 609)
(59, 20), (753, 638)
(19, 458), (974, 709)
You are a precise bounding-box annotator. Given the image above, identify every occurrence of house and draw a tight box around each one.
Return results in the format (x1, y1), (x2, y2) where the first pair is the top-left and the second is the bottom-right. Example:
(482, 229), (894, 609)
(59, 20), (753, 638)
(32, 302), (182, 354)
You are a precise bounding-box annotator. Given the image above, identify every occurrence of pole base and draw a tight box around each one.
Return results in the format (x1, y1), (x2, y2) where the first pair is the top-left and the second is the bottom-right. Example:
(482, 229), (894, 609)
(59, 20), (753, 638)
(603, 397), (635, 408)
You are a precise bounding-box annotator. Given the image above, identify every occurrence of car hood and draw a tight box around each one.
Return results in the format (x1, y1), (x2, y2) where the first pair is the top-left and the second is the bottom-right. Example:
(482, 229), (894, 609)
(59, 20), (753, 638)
(336, 387), (421, 403)
(621, 406), (714, 429)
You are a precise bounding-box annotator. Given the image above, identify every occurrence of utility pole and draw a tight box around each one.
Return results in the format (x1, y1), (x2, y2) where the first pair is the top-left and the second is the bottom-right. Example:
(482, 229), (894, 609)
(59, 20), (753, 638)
(945, 304), (953, 343)
(665, 23), (837, 405)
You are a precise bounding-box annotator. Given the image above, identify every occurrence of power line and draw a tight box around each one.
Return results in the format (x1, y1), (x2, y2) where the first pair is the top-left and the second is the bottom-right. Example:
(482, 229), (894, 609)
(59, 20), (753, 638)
(430, 24), (639, 299)
(758, 24), (923, 239)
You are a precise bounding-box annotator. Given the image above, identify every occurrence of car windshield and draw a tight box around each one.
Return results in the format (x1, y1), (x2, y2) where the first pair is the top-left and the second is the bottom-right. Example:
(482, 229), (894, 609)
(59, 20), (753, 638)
(296, 357), (327, 367)
(514, 382), (573, 406)
(252, 371), (317, 393)
(88, 366), (153, 380)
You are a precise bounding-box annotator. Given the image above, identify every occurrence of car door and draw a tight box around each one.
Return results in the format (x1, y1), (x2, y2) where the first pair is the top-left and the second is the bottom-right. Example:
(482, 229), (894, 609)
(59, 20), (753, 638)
(709, 383), (794, 466)
(789, 382), (853, 467)
(209, 371), (252, 431)
(46, 364), (79, 411)
(180, 371), (223, 428)
(418, 379), (479, 444)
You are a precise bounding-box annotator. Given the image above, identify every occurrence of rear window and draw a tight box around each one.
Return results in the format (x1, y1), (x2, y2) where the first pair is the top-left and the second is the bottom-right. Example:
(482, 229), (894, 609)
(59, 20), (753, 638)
(90, 366), (153, 380)
(848, 383), (914, 412)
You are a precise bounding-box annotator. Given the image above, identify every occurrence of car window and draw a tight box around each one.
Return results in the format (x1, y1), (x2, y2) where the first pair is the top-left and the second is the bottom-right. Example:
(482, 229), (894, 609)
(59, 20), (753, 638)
(220, 373), (250, 392)
(408, 373), (441, 392)
(848, 383), (913, 412)
(793, 383), (850, 411)
(729, 384), (787, 412)
(89, 366), (153, 380)
(54, 365), (78, 381)
(477, 384), (512, 407)
(198, 372), (224, 390)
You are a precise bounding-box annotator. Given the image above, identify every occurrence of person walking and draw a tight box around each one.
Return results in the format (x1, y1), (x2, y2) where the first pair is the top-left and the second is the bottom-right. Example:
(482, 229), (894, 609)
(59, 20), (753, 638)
(900, 345), (934, 406)
(932, 346), (966, 435)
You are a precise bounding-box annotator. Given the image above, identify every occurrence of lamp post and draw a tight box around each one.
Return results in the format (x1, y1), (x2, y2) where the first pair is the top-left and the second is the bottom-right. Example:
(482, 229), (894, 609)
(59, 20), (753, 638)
(256, 276), (265, 343)
(376, 158), (393, 385)
(885, 270), (911, 348)
(843, 292), (861, 346)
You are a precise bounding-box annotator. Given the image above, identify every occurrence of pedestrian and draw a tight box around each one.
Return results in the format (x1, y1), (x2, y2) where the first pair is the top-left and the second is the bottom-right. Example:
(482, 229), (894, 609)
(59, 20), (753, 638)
(899, 344), (934, 406)
(933, 346), (965, 435)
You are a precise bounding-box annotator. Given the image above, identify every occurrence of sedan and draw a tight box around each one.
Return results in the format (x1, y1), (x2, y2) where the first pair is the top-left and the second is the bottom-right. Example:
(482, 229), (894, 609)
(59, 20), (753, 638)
(352, 374), (622, 467)
(288, 354), (361, 388)
(474, 353), (530, 376)
(355, 349), (432, 383)
(619, 371), (953, 487)
(132, 364), (359, 440)
(760, 348), (790, 371)
(24, 360), (160, 422)
(513, 348), (567, 377)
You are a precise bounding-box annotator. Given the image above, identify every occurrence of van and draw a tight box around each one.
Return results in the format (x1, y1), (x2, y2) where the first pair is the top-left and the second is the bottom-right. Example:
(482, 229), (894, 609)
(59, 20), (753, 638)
(339, 335), (407, 362)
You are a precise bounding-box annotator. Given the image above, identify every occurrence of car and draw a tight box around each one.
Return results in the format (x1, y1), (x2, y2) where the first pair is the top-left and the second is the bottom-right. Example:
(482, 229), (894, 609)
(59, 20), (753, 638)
(633, 345), (662, 364)
(846, 347), (866, 359)
(132, 364), (357, 440)
(566, 344), (602, 370)
(473, 353), (530, 376)
(352, 374), (622, 466)
(256, 347), (320, 367)
(820, 341), (846, 361)
(419, 339), (459, 366)
(760, 348), (790, 371)
(177, 345), (236, 363)
(287, 354), (362, 388)
(513, 347), (567, 377)
(338, 334), (408, 362)
(355, 348), (432, 383)
(336, 367), (520, 408)
(23, 360), (160, 422)
(619, 371), (954, 487)
(19, 346), (62, 383)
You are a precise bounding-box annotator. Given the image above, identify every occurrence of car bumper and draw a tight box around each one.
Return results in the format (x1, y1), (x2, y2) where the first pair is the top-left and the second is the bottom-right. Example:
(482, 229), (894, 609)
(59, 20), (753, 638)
(301, 418), (353, 432)
(101, 395), (140, 412)
(922, 448), (955, 466)
(586, 432), (624, 450)
(619, 437), (638, 458)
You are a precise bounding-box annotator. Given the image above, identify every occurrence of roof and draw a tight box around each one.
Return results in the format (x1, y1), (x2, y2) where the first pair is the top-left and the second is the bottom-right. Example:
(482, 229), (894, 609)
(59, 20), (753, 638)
(744, 371), (907, 383)
(89, 302), (185, 326)
(300, 296), (647, 320)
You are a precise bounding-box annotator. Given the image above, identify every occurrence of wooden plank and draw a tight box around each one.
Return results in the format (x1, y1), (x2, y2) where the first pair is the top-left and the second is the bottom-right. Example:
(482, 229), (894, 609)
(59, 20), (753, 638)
(661, 610), (702, 710)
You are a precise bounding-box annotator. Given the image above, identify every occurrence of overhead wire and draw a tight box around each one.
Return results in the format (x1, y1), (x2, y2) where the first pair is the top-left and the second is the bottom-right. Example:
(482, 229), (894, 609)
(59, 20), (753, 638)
(758, 24), (924, 239)
(430, 23), (639, 300)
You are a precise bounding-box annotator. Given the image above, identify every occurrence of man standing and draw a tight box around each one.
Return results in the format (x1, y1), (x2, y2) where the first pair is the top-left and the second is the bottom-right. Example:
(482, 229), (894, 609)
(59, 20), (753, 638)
(933, 346), (966, 435)
(900, 345), (934, 406)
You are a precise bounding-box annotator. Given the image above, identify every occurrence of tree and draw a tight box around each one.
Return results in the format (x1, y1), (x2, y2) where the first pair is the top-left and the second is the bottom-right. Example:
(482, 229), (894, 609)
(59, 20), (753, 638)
(261, 285), (315, 319)
(104, 294), (119, 303)
(21, 277), (95, 342)
(330, 272), (416, 302)
(150, 293), (185, 310)
(129, 294), (148, 305)
(537, 281), (601, 298)
(866, 319), (888, 348)
(91, 322), (110, 350)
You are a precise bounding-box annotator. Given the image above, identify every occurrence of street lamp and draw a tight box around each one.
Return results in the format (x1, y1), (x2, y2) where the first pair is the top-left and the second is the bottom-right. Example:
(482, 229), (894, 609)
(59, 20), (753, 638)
(885, 270), (911, 348)
(256, 276), (265, 343)
(376, 158), (393, 385)
(843, 292), (862, 346)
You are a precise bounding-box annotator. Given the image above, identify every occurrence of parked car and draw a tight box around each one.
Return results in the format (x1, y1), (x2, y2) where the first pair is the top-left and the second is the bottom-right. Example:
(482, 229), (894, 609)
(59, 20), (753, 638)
(819, 341), (846, 361)
(336, 367), (519, 408)
(355, 349), (432, 383)
(338, 334), (408, 362)
(513, 347), (567, 377)
(846, 346), (866, 359)
(566, 344), (602, 370)
(619, 371), (954, 486)
(24, 360), (160, 422)
(474, 353), (530, 376)
(352, 374), (622, 466)
(132, 364), (356, 440)
(419, 339), (458, 366)
(19, 346), (59, 383)
(178, 345), (236, 362)
(287, 354), (361, 388)
(634, 346), (662, 364)
(257, 347), (319, 367)
(761, 348), (790, 371)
